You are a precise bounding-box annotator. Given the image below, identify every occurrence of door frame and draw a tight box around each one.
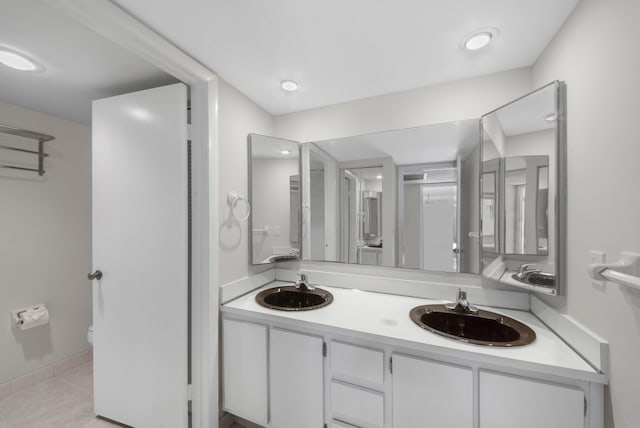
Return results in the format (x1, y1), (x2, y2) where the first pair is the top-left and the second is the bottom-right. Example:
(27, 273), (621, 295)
(44, 2), (219, 427)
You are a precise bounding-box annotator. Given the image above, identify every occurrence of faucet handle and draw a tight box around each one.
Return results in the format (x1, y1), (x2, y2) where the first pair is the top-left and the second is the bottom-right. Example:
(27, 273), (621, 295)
(446, 288), (478, 314)
(519, 263), (536, 274)
(295, 271), (314, 291)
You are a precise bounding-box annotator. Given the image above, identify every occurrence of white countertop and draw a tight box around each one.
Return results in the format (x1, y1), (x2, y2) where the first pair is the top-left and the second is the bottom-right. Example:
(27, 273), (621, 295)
(222, 281), (605, 384)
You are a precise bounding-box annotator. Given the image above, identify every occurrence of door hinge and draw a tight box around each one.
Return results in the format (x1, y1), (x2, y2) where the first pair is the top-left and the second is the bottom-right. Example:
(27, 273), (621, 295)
(322, 342), (327, 358)
(187, 384), (192, 402)
(389, 356), (393, 374)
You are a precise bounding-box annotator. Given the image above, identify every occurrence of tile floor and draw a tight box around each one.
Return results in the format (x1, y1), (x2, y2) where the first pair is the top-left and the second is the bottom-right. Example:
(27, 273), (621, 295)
(0, 361), (124, 428)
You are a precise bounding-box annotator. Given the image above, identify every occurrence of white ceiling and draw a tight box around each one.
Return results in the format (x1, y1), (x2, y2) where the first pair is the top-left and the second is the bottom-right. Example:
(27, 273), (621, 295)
(0, 1), (579, 124)
(313, 119), (479, 166)
(113, 0), (580, 115)
(0, 0), (176, 124)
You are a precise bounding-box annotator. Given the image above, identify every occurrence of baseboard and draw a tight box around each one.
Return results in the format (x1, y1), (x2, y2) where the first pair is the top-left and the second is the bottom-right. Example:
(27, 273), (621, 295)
(219, 412), (235, 428)
(234, 415), (265, 428)
(0, 348), (92, 400)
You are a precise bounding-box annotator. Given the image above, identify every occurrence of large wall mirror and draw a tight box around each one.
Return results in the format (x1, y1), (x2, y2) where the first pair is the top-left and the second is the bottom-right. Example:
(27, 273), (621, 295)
(247, 82), (566, 293)
(481, 81), (566, 295)
(300, 120), (481, 274)
(249, 134), (301, 264)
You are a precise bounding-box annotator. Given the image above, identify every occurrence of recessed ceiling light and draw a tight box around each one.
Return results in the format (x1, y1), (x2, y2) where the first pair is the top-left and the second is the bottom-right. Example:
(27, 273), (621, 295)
(280, 80), (301, 92)
(0, 49), (40, 71)
(463, 28), (498, 51)
(280, 149), (291, 155)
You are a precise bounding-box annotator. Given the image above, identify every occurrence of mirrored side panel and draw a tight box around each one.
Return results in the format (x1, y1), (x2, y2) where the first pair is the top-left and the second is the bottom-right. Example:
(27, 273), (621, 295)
(248, 134), (301, 265)
(481, 81), (566, 295)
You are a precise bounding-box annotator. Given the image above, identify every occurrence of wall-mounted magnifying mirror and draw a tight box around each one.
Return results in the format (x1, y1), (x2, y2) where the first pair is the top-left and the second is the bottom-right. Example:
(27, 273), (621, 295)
(481, 81), (566, 295)
(300, 119), (482, 274)
(248, 134), (301, 264)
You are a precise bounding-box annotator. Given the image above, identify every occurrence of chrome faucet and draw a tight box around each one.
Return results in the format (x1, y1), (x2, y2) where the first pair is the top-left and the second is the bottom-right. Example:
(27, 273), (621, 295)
(514, 263), (540, 280)
(445, 289), (479, 314)
(294, 272), (315, 292)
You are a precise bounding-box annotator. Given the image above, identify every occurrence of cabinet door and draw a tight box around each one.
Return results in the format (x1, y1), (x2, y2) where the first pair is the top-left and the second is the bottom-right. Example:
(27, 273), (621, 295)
(270, 328), (324, 428)
(222, 319), (268, 425)
(392, 353), (472, 428)
(479, 371), (584, 428)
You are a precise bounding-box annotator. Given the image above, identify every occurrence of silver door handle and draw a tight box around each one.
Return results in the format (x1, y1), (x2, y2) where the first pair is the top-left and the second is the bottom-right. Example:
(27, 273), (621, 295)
(88, 270), (103, 280)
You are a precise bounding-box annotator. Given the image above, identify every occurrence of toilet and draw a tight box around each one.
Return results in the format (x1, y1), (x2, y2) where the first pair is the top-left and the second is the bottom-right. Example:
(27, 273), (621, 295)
(87, 325), (94, 346)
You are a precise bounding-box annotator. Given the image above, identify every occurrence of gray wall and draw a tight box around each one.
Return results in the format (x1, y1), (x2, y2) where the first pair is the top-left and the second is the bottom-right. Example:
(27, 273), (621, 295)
(532, 1), (640, 426)
(218, 80), (275, 285)
(0, 102), (92, 383)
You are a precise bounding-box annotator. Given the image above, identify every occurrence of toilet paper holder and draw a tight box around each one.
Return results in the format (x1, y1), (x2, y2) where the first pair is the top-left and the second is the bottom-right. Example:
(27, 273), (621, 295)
(11, 304), (49, 329)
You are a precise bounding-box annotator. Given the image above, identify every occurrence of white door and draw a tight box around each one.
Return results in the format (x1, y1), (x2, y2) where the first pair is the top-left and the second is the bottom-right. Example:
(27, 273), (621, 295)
(270, 328), (324, 428)
(421, 185), (457, 272)
(91, 83), (189, 428)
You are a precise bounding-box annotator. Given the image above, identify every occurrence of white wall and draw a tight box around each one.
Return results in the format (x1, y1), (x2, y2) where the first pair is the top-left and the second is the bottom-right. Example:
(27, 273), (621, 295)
(0, 102), (92, 383)
(275, 68), (532, 142)
(218, 80), (276, 285)
(531, 1), (640, 426)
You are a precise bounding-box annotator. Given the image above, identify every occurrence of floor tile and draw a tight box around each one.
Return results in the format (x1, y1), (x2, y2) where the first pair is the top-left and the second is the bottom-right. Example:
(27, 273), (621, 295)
(0, 360), (122, 428)
(60, 362), (93, 394)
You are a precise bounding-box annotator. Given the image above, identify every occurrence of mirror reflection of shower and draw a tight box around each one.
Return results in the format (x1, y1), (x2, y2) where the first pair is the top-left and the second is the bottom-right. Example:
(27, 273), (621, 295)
(339, 167), (383, 265)
(400, 164), (460, 272)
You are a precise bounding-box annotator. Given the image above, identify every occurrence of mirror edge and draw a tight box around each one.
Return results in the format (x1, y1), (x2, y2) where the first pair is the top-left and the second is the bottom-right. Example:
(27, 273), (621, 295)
(556, 80), (567, 296)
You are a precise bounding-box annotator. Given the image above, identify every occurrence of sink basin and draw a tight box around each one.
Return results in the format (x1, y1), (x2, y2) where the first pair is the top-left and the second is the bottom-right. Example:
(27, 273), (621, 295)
(409, 304), (536, 347)
(512, 271), (556, 288)
(256, 285), (334, 311)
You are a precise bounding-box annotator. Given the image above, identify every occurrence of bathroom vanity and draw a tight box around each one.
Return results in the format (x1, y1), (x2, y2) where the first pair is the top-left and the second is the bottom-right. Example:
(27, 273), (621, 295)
(228, 80), (607, 428)
(221, 282), (606, 428)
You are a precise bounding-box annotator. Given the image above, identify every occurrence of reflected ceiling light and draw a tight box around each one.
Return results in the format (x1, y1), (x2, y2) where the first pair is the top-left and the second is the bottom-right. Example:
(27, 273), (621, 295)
(376, 175), (383, 180)
(128, 107), (152, 121)
(545, 113), (557, 122)
(463, 28), (498, 51)
(0, 49), (41, 71)
(280, 149), (291, 155)
(280, 79), (301, 92)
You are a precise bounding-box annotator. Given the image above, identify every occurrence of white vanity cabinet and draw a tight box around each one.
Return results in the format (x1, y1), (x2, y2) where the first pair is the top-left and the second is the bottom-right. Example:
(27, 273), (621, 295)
(391, 353), (473, 428)
(222, 285), (606, 428)
(222, 319), (324, 428)
(222, 319), (269, 426)
(479, 371), (585, 428)
(270, 328), (325, 428)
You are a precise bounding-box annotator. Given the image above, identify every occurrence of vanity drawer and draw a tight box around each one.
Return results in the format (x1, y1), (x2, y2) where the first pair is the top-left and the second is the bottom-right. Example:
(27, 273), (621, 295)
(331, 341), (384, 386)
(331, 381), (384, 428)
